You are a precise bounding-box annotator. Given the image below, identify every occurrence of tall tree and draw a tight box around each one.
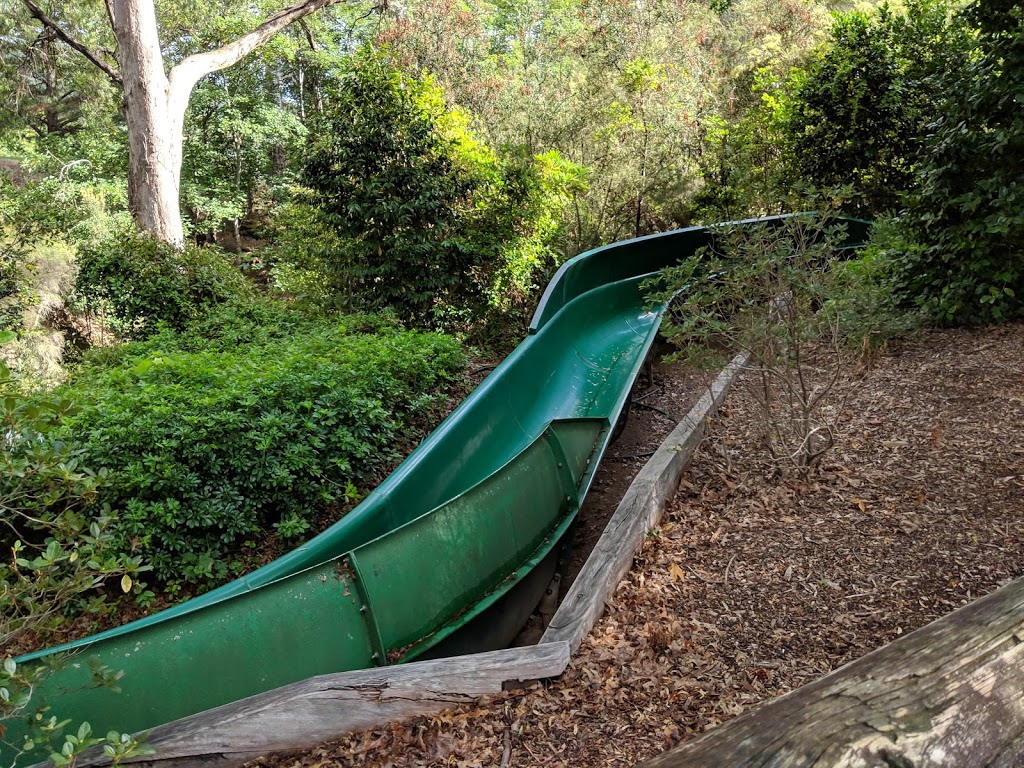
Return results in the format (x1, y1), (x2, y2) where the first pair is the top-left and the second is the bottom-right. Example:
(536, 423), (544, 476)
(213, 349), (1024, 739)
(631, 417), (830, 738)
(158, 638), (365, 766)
(0, 3), (117, 141)
(379, 0), (721, 252)
(19, 0), (347, 245)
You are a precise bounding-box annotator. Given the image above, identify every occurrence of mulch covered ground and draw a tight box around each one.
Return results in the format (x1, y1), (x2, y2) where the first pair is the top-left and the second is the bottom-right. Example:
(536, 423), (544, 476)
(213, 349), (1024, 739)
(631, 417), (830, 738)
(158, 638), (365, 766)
(255, 322), (1024, 768)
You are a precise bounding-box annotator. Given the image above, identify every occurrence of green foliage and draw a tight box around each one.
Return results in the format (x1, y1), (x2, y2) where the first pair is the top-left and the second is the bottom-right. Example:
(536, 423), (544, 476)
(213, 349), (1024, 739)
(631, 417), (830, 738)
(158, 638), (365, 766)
(259, 197), (344, 307)
(0, 160), (132, 250)
(692, 0), (970, 221)
(785, 0), (968, 216)
(826, 224), (922, 355)
(55, 319), (465, 585)
(378, 0), (832, 250)
(689, 70), (798, 221)
(70, 229), (253, 340)
(1, 655), (153, 768)
(0, 4), (120, 142)
(0, 175), (75, 333)
(893, 0), (1024, 325)
(649, 215), (910, 477)
(302, 50), (487, 324)
(1, 165), (132, 338)
(301, 48), (576, 328)
(182, 78), (307, 237)
(485, 150), (587, 310)
(0, 247), (28, 332)
(0, 348), (148, 650)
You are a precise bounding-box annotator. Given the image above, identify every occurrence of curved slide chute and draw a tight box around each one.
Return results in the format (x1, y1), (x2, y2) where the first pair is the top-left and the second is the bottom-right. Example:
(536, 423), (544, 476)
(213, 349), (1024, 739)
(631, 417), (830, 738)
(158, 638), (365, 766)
(5, 216), (869, 764)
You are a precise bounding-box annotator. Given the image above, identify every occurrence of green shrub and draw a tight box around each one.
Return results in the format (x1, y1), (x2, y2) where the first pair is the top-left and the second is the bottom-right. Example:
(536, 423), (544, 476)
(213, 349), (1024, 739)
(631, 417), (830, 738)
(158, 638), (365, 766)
(71, 229), (252, 339)
(55, 322), (465, 585)
(785, 1), (967, 217)
(1, 335), (151, 768)
(648, 215), (914, 477)
(0, 247), (28, 332)
(825, 243), (921, 356)
(300, 48), (576, 329)
(1, 333), (147, 653)
(893, 0), (1024, 324)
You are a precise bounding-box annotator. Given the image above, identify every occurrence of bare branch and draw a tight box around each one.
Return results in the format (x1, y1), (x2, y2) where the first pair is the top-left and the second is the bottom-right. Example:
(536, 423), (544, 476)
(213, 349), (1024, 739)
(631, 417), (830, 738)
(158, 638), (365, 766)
(169, 0), (343, 98)
(102, 0), (116, 33)
(298, 17), (320, 51)
(19, 0), (122, 85)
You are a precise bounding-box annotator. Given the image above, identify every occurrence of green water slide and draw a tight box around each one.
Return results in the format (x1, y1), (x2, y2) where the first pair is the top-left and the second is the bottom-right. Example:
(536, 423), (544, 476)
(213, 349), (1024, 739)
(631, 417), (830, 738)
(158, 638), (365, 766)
(4, 216), (869, 764)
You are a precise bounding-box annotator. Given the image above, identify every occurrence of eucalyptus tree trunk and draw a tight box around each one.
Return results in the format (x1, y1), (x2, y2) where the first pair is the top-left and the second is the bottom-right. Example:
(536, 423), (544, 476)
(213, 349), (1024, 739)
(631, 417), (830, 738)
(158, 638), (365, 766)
(110, 0), (186, 244)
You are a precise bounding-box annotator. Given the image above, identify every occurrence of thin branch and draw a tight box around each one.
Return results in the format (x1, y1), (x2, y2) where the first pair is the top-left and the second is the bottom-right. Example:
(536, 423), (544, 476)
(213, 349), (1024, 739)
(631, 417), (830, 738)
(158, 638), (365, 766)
(298, 17), (320, 50)
(169, 0), (343, 98)
(19, 0), (122, 85)
(102, 0), (116, 42)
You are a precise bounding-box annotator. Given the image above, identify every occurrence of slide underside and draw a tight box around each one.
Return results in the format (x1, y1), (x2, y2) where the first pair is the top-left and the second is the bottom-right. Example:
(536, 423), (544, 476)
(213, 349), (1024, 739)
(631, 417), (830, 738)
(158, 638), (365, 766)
(5, 216), (868, 764)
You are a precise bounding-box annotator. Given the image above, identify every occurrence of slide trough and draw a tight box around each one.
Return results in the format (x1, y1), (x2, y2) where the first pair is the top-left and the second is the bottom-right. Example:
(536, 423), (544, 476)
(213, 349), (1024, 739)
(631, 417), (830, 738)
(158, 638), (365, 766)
(5, 216), (869, 765)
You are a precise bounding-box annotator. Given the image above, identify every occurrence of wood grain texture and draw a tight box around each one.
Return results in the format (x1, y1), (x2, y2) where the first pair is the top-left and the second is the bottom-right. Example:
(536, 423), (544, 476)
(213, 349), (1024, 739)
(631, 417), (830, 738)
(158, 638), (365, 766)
(636, 577), (1024, 768)
(72, 642), (570, 768)
(541, 352), (749, 653)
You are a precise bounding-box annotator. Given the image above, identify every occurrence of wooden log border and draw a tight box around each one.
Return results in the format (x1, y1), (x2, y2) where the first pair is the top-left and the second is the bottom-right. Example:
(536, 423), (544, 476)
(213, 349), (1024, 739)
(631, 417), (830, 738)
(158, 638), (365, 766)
(636, 575), (1024, 768)
(541, 352), (749, 652)
(80, 642), (572, 768)
(68, 353), (750, 768)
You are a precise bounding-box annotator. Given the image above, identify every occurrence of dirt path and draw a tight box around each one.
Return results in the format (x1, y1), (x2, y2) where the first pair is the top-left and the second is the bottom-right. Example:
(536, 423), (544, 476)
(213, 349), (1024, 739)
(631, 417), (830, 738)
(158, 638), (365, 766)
(254, 323), (1024, 768)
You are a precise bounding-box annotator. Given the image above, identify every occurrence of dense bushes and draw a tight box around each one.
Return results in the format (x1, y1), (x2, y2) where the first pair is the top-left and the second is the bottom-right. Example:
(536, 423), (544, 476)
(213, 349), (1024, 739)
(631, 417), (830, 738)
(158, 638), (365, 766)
(692, 0), (1020, 327)
(691, 0), (970, 222)
(56, 317), (465, 585)
(295, 48), (578, 330)
(71, 229), (252, 339)
(1, 330), (156, 768)
(1, 337), (146, 649)
(0, 248), (25, 331)
(785, 1), (967, 216)
(775, 0), (1023, 325)
(892, 0), (1024, 324)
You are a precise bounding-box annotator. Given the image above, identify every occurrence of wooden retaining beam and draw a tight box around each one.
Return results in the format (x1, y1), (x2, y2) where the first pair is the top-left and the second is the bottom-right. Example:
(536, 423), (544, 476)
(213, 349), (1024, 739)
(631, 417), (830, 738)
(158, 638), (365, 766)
(636, 576), (1024, 768)
(70, 352), (749, 768)
(543, 352), (749, 653)
(79, 643), (571, 768)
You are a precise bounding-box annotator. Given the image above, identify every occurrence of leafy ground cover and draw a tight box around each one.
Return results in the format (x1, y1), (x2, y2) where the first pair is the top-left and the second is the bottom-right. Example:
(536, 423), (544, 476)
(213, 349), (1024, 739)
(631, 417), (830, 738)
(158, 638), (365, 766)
(252, 321), (1024, 766)
(60, 319), (466, 587)
(2, 307), (471, 658)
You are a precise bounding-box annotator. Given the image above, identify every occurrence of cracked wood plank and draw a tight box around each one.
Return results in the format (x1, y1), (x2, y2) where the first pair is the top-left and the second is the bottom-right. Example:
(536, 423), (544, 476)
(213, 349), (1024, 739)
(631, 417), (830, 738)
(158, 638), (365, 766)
(542, 352), (749, 653)
(636, 577), (1024, 768)
(72, 642), (571, 768)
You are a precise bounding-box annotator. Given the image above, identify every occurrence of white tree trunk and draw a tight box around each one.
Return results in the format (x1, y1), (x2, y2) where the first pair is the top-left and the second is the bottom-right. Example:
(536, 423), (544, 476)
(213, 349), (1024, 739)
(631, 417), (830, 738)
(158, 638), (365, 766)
(110, 0), (187, 245)
(105, 0), (341, 247)
(24, 0), (342, 245)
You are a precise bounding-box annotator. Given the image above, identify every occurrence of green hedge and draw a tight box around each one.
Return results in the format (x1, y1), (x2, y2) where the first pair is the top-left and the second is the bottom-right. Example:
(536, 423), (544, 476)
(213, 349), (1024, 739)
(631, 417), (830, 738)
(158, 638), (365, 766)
(71, 230), (252, 340)
(56, 321), (465, 585)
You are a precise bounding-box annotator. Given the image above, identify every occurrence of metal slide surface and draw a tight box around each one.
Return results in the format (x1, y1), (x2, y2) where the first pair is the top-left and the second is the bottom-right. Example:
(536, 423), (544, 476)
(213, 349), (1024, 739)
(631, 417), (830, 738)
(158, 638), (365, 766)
(5, 216), (869, 764)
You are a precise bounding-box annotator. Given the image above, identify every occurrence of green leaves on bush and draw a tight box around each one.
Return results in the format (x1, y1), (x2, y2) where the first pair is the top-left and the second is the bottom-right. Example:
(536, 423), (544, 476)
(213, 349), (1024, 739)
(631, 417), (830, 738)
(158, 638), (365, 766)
(71, 229), (252, 339)
(892, 0), (1024, 325)
(0, 247), (27, 332)
(298, 48), (577, 330)
(56, 321), (465, 585)
(0, 353), (147, 652)
(786, 0), (968, 216)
